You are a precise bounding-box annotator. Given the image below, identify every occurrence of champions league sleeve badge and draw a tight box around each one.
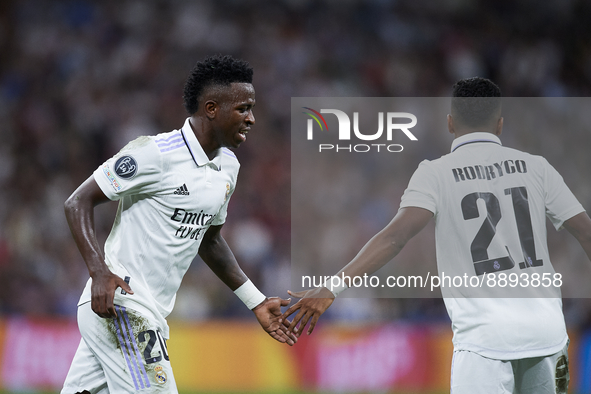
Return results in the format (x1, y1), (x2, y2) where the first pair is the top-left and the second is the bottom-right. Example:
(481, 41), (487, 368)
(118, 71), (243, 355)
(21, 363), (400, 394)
(114, 156), (138, 179)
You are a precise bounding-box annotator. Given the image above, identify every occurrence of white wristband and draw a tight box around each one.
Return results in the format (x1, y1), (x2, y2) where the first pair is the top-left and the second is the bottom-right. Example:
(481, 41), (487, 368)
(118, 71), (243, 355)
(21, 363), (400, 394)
(234, 279), (266, 310)
(324, 277), (349, 297)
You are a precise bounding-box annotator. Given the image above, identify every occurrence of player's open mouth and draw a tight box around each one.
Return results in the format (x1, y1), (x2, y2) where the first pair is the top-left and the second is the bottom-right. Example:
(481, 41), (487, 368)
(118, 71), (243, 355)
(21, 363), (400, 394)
(238, 129), (249, 141)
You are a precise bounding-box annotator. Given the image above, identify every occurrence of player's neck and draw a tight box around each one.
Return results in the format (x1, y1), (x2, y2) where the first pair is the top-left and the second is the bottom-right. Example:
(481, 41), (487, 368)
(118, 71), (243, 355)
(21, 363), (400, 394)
(448, 116), (503, 139)
(189, 117), (219, 160)
(454, 130), (499, 139)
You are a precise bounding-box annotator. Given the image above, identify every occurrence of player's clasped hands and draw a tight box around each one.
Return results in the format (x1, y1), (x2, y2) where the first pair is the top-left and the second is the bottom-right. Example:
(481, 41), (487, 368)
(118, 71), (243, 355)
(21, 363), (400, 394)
(252, 297), (298, 346)
(281, 287), (335, 338)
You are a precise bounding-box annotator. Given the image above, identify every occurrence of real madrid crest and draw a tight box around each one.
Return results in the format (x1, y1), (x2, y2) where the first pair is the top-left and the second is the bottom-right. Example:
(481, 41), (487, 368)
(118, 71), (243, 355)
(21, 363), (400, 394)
(224, 182), (231, 203)
(154, 366), (167, 384)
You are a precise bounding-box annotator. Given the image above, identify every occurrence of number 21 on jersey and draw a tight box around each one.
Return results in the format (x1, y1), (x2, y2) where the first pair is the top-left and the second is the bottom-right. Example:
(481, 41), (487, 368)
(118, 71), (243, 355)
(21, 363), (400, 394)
(461, 186), (542, 275)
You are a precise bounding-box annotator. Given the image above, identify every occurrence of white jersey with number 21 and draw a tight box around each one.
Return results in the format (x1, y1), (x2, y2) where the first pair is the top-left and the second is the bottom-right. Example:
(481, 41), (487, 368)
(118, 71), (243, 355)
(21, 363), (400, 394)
(400, 132), (584, 360)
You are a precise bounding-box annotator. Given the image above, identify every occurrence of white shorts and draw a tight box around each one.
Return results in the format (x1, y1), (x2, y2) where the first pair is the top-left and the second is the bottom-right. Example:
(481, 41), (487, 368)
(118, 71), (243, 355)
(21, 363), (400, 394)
(451, 343), (569, 394)
(61, 302), (177, 394)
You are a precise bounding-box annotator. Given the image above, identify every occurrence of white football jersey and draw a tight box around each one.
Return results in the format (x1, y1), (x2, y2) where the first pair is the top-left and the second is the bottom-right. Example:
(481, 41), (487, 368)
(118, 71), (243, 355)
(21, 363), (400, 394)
(80, 118), (240, 338)
(400, 132), (584, 359)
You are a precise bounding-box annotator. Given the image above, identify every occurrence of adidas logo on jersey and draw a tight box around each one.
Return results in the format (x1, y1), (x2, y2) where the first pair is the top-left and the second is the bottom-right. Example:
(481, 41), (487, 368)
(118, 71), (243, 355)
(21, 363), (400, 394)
(174, 184), (190, 195)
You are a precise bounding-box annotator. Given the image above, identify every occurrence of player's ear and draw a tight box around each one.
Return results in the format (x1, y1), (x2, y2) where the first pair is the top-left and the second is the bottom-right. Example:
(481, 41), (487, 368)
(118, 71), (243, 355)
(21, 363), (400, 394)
(204, 100), (218, 120)
(447, 114), (455, 135)
(496, 117), (503, 136)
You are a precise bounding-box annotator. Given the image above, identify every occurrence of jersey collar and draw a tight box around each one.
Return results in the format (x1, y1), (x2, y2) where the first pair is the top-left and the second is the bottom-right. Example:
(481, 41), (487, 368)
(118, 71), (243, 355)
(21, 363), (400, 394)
(451, 132), (502, 153)
(180, 118), (223, 170)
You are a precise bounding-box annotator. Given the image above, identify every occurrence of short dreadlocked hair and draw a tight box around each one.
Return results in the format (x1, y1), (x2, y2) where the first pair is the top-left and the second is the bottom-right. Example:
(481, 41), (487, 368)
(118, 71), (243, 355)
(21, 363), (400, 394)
(451, 77), (501, 128)
(183, 55), (253, 114)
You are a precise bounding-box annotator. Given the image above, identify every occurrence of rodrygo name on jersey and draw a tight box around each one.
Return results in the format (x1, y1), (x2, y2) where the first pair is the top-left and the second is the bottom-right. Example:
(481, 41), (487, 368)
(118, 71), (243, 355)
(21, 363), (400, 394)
(452, 159), (527, 182)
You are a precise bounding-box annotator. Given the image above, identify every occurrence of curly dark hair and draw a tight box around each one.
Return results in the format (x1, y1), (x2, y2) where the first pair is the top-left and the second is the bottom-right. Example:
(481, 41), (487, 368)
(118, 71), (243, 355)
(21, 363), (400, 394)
(451, 77), (502, 128)
(183, 55), (253, 114)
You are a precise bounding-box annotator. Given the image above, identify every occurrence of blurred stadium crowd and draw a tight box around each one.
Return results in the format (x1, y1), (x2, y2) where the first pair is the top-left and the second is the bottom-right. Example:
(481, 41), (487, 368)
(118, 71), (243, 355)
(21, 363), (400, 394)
(1, 0), (591, 326)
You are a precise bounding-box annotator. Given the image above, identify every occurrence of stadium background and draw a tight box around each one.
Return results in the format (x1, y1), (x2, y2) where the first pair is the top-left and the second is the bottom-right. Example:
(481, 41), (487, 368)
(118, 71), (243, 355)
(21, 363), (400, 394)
(1, 0), (591, 393)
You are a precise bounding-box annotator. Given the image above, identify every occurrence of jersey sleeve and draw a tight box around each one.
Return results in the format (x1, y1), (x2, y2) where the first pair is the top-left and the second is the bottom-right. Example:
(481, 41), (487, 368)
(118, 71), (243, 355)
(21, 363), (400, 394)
(399, 159), (439, 215)
(542, 157), (585, 230)
(93, 136), (163, 201)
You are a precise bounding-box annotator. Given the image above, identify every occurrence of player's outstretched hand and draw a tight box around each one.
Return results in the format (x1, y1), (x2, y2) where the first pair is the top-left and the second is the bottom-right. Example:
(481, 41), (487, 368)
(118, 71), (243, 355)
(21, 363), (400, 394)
(252, 297), (297, 346)
(282, 287), (334, 337)
(90, 271), (134, 318)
